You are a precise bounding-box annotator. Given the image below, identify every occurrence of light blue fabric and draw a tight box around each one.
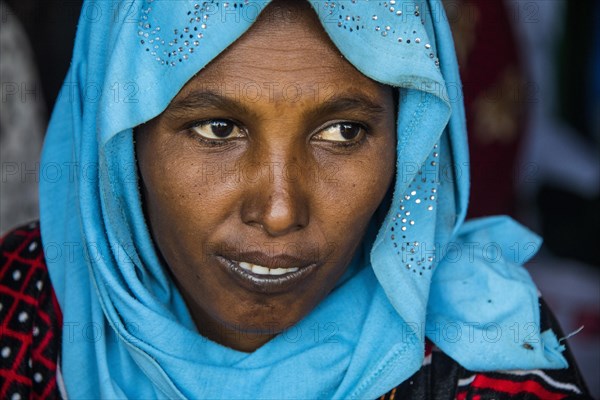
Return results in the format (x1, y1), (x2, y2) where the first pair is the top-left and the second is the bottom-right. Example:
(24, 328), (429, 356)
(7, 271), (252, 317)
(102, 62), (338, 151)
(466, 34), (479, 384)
(39, 0), (567, 398)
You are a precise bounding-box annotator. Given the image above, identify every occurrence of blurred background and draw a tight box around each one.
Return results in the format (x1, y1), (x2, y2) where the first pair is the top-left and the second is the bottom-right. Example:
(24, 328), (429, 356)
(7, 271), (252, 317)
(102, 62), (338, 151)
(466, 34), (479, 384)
(1, 0), (598, 396)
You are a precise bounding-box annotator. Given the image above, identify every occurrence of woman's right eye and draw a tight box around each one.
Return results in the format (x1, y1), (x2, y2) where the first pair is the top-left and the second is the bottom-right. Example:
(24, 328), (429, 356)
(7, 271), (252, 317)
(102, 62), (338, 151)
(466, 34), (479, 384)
(190, 119), (246, 140)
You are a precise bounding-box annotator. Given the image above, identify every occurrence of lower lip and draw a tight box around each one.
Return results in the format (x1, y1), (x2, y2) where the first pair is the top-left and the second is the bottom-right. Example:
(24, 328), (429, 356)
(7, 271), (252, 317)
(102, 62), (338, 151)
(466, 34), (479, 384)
(217, 256), (318, 294)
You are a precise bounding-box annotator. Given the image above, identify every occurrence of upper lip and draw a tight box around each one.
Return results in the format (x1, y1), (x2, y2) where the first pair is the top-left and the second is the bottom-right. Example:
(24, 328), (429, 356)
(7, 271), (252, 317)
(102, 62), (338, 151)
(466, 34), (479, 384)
(220, 251), (316, 270)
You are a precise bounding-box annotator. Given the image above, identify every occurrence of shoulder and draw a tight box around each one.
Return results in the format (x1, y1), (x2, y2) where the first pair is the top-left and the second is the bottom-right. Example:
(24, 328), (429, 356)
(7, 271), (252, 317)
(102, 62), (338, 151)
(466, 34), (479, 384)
(379, 302), (592, 400)
(1, 221), (64, 399)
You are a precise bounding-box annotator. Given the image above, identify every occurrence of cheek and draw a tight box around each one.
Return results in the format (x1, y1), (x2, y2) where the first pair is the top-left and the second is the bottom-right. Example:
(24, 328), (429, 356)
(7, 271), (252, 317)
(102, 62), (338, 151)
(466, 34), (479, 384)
(312, 149), (395, 238)
(144, 159), (236, 215)
(312, 164), (394, 268)
(137, 138), (241, 259)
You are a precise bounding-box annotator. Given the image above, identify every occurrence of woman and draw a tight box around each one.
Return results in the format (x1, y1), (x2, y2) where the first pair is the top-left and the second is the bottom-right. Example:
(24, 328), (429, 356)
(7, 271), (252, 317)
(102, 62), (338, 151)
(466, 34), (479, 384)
(0, 0), (590, 398)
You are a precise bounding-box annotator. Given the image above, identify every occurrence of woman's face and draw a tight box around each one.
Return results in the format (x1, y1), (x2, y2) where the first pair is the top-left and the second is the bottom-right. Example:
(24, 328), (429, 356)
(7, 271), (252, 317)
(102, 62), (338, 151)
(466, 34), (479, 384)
(136, 1), (396, 351)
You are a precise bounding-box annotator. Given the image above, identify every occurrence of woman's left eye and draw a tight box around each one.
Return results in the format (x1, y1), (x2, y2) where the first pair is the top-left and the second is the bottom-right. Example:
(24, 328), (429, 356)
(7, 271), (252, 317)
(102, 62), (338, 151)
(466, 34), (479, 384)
(312, 122), (365, 143)
(190, 119), (246, 140)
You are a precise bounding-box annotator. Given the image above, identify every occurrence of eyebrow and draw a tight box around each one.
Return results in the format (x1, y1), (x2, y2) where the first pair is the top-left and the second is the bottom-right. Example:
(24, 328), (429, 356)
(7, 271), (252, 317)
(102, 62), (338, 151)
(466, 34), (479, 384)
(164, 89), (389, 120)
(310, 94), (389, 119)
(165, 90), (255, 119)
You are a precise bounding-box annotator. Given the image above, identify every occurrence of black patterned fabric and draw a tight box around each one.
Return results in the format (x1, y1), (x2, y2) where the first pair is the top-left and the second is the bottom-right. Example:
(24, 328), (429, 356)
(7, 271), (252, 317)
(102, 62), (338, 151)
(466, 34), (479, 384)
(377, 303), (591, 399)
(1, 222), (62, 399)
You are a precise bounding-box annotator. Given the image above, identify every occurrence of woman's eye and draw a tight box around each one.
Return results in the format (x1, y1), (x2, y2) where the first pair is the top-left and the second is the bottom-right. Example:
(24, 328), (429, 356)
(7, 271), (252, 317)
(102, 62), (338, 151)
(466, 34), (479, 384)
(313, 122), (365, 142)
(190, 119), (245, 140)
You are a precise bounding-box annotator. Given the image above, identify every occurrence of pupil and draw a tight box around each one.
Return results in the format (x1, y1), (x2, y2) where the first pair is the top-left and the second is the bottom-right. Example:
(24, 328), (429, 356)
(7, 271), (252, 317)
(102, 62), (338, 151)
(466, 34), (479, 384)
(340, 123), (359, 140)
(211, 120), (234, 138)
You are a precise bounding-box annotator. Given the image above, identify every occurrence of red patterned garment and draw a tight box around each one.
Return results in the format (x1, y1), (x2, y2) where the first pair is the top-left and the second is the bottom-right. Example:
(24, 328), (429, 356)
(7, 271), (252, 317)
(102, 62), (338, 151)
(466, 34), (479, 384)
(0, 223), (591, 399)
(377, 338), (590, 400)
(0, 222), (62, 399)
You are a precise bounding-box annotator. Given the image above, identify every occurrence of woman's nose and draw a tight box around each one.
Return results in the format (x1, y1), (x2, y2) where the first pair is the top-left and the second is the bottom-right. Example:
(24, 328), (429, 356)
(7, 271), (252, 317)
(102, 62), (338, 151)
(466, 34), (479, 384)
(241, 160), (310, 237)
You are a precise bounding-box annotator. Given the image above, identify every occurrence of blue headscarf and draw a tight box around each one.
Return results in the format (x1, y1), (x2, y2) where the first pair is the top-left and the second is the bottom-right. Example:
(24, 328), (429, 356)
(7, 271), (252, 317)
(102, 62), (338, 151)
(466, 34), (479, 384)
(40, 0), (567, 398)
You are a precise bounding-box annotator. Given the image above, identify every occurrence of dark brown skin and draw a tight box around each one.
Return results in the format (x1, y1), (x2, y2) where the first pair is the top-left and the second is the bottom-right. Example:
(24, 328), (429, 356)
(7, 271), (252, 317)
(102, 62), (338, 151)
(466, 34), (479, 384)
(135, 0), (396, 352)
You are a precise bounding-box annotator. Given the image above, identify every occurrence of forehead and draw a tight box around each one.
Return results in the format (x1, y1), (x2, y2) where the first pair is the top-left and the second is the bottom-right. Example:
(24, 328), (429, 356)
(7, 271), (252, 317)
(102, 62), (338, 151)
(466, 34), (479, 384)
(174, 1), (385, 104)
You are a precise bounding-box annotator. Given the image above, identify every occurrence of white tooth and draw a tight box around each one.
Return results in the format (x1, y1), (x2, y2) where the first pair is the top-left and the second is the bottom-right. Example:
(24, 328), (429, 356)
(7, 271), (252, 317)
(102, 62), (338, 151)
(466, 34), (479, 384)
(251, 265), (270, 275)
(270, 267), (299, 275)
(239, 262), (252, 271)
(238, 261), (301, 276)
(269, 268), (287, 275)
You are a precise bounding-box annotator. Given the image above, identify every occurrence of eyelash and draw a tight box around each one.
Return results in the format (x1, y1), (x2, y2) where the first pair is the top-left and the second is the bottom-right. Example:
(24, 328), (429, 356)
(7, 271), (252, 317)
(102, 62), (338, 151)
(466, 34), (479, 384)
(315, 122), (369, 149)
(184, 119), (245, 147)
(184, 119), (370, 149)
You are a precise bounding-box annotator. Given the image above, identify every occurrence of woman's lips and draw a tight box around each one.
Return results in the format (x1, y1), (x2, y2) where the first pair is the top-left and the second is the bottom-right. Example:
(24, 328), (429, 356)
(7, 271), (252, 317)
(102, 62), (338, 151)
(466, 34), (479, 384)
(216, 255), (318, 294)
